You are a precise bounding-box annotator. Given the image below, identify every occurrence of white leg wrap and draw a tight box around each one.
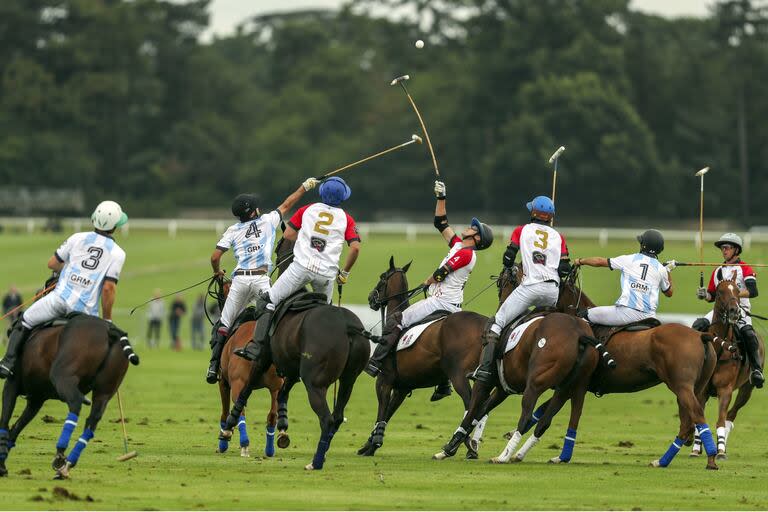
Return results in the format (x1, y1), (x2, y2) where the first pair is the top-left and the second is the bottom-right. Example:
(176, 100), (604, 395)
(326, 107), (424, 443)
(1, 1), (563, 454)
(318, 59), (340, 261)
(472, 415), (489, 443)
(493, 430), (522, 463)
(717, 426), (727, 453)
(725, 420), (734, 442)
(515, 434), (540, 461)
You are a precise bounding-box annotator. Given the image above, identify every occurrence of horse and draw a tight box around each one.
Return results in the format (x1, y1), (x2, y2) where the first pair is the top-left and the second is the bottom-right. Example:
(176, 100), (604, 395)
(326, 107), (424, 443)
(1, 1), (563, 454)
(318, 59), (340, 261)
(434, 267), (603, 464)
(689, 278), (765, 459)
(0, 315), (139, 479)
(220, 237), (370, 470)
(357, 256), (489, 458)
(488, 265), (720, 469)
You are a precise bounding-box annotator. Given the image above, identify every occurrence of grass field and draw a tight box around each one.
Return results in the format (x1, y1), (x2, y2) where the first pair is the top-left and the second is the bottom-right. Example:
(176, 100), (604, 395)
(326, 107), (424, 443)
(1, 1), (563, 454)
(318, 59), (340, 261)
(1, 229), (767, 510)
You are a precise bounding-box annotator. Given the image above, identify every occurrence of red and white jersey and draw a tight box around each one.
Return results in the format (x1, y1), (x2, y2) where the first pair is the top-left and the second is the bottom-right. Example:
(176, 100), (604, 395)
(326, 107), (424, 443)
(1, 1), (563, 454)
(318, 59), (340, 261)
(510, 223), (568, 286)
(288, 203), (360, 278)
(707, 260), (756, 312)
(429, 236), (476, 304)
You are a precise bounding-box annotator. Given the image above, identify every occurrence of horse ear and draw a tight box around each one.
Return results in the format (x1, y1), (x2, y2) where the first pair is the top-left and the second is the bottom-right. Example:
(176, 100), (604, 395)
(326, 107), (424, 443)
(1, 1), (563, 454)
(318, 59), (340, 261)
(402, 261), (412, 273)
(389, 256), (395, 269)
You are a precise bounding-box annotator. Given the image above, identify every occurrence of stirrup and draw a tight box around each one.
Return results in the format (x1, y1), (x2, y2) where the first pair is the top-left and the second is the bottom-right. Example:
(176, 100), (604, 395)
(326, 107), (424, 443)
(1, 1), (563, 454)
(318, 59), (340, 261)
(751, 369), (765, 389)
(430, 383), (452, 402)
(0, 363), (13, 379)
(205, 364), (219, 384)
(364, 363), (381, 377)
(234, 341), (260, 362)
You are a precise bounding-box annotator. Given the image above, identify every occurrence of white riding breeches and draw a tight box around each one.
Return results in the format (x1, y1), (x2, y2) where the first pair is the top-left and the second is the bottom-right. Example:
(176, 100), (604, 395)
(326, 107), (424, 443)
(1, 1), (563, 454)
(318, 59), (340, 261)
(401, 296), (461, 329)
(269, 262), (334, 306)
(493, 281), (559, 334)
(21, 293), (72, 329)
(586, 305), (654, 326)
(219, 275), (271, 330)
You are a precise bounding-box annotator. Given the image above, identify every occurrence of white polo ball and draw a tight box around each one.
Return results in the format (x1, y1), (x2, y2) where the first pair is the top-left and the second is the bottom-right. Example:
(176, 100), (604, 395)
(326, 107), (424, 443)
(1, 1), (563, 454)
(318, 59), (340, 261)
(415, 39), (424, 49)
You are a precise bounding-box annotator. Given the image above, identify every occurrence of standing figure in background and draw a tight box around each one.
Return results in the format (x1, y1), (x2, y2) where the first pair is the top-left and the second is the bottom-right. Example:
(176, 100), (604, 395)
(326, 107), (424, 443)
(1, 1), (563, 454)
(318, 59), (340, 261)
(191, 294), (206, 351)
(169, 295), (187, 351)
(146, 289), (164, 349)
(2, 285), (23, 345)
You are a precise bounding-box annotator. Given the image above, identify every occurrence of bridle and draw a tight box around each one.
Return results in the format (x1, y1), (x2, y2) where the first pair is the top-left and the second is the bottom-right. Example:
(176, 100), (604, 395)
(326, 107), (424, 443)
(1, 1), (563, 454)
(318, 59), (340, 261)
(712, 280), (741, 360)
(368, 267), (424, 328)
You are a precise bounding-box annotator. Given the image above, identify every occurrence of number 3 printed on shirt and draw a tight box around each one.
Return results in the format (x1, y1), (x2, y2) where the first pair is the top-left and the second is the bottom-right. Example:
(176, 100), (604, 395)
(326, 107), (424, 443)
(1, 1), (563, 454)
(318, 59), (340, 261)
(313, 212), (334, 235)
(82, 247), (104, 270)
(533, 229), (549, 250)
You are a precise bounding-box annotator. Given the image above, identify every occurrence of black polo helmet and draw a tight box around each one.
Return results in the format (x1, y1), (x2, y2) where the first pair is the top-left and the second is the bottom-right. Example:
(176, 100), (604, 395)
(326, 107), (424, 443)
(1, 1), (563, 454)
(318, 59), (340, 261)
(231, 194), (259, 222)
(637, 229), (664, 256)
(471, 218), (494, 250)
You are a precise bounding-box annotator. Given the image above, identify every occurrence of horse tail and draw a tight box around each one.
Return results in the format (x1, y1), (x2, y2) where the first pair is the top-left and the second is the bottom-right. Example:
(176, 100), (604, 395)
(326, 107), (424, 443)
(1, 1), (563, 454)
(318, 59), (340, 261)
(118, 336), (140, 366)
(579, 335), (617, 369)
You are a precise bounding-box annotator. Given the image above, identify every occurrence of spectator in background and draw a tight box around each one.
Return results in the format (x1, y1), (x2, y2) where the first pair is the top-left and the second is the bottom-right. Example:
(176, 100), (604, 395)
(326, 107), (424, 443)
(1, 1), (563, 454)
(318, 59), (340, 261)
(2, 285), (23, 345)
(191, 295), (205, 351)
(146, 289), (165, 349)
(169, 294), (187, 351)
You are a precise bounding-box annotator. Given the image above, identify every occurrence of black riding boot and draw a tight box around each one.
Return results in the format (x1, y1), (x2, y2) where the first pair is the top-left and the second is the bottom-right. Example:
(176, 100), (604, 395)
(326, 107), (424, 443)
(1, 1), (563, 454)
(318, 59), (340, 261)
(740, 325), (764, 389)
(692, 317), (711, 332)
(365, 312), (403, 377)
(473, 319), (500, 385)
(206, 327), (228, 384)
(234, 308), (274, 362)
(430, 380), (453, 402)
(0, 324), (30, 379)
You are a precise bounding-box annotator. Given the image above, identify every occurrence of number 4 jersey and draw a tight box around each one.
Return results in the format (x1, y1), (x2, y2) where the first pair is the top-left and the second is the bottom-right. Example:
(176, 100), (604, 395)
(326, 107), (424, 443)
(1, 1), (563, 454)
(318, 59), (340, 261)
(510, 223), (568, 285)
(54, 231), (127, 316)
(288, 203), (360, 278)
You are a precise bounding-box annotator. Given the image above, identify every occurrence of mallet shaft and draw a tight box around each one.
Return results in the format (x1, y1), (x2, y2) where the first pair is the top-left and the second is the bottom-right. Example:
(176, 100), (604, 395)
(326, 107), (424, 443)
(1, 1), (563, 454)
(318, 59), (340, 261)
(675, 262), (768, 268)
(400, 83), (440, 177)
(319, 136), (421, 180)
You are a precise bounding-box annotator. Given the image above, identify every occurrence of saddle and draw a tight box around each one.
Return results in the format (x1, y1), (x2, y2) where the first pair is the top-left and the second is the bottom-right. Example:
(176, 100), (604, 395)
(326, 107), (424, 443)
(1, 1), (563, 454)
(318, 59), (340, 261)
(229, 306), (259, 335)
(589, 318), (661, 345)
(269, 291), (329, 336)
(496, 307), (557, 359)
(401, 310), (451, 336)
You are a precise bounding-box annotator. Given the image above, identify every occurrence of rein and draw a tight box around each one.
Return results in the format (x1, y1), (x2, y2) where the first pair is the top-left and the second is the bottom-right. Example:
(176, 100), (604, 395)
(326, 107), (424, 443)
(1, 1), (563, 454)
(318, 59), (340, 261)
(205, 275), (231, 325)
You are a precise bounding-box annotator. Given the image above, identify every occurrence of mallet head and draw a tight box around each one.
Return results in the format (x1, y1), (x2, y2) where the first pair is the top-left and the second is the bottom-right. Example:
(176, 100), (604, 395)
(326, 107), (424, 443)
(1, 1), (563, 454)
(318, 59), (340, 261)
(117, 450), (138, 462)
(695, 166), (710, 177)
(390, 75), (410, 86)
(549, 146), (566, 164)
(411, 134), (423, 144)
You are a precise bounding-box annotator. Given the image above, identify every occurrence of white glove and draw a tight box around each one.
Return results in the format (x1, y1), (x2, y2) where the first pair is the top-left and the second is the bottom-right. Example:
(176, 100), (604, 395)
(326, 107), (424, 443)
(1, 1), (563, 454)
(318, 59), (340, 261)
(302, 177), (319, 191)
(434, 180), (446, 199)
(665, 260), (677, 272)
(696, 287), (708, 300)
(337, 270), (350, 285)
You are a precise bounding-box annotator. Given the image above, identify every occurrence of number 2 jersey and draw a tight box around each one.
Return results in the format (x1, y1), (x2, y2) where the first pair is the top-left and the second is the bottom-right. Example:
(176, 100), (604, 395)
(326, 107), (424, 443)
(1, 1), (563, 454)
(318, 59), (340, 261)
(216, 210), (282, 274)
(509, 223), (568, 286)
(609, 253), (670, 313)
(53, 231), (127, 316)
(288, 203), (360, 278)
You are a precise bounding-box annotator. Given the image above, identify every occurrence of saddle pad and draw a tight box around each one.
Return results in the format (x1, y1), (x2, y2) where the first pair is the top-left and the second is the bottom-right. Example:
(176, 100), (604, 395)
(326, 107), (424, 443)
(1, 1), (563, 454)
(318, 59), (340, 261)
(396, 318), (446, 351)
(504, 317), (543, 354)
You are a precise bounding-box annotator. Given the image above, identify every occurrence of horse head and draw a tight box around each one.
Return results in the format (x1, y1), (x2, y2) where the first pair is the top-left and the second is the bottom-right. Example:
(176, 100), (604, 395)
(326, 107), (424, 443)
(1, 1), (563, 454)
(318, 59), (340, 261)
(714, 278), (742, 326)
(368, 256), (411, 311)
(496, 264), (521, 308)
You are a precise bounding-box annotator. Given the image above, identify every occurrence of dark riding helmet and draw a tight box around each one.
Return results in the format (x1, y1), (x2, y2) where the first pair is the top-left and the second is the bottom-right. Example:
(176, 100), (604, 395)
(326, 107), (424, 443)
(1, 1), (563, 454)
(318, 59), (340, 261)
(471, 218), (494, 250)
(637, 229), (664, 256)
(231, 194), (259, 222)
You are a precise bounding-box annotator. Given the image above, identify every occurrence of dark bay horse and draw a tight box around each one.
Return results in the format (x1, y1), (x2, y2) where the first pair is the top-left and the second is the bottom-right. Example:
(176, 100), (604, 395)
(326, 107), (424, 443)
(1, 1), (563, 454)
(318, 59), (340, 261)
(220, 237), (370, 470)
(357, 257), (489, 458)
(217, 320), (283, 457)
(690, 278), (765, 459)
(0, 315), (139, 479)
(506, 267), (720, 469)
(433, 268), (601, 463)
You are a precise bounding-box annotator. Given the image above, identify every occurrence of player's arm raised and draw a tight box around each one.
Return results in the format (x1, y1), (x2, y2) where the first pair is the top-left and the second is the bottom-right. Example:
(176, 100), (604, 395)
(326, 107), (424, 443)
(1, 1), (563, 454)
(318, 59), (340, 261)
(276, 178), (319, 218)
(433, 180), (455, 244)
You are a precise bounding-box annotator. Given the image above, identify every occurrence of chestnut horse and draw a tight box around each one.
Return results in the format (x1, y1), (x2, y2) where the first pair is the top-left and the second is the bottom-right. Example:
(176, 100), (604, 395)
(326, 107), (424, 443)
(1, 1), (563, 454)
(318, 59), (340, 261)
(690, 278), (765, 459)
(357, 257), (489, 458)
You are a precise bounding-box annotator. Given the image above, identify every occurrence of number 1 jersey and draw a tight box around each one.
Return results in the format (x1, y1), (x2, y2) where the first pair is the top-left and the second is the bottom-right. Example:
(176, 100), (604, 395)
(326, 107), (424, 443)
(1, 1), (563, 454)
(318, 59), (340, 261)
(288, 203), (360, 278)
(509, 223), (568, 286)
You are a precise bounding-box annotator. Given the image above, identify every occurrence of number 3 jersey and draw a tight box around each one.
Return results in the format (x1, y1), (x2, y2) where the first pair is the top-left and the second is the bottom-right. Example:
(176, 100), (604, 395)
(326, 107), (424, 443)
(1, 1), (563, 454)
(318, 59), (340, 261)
(509, 223), (568, 286)
(216, 210), (282, 274)
(288, 203), (360, 278)
(608, 253), (670, 313)
(53, 231), (127, 316)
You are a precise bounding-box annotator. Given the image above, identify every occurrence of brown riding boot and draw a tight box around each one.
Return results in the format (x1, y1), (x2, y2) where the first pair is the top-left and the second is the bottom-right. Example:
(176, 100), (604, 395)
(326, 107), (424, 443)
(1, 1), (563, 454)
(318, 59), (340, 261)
(473, 319), (500, 385)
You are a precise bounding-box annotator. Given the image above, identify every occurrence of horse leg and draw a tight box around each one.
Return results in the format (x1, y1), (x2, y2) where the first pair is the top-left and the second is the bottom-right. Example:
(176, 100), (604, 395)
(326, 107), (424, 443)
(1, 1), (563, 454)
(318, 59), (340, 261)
(690, 394), (709, 457)
(491, 384), (544, 464)
(54, 392), (112, 479)
(513, 390), (572, 463)
(50, 376), (86, 472)
(714, 386), (734, 459)
(550, 384), (588, 464)
(217, 380), (231, 453)
(304, 384), (333, 471)
(723, 381), (754, 447)
(264, 386), (278, 457)
(276, 375), (299, 449)
(358, 375), (393, 456)
(0, 379), (21, 477)
(433, 379), (495, 460)
(452, 375), (483, 459)
(220, 370), (257, 442)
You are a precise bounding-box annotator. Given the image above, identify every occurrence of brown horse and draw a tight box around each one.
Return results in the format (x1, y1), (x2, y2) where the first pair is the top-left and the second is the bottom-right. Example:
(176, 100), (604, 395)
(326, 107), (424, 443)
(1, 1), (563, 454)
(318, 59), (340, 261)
(0, 315), (138, 479)
(217, 319), (284, 457)
(690, 278), (765, 459)
(434, 268), (602, 463)
(507, 267), (720, 469)
(357, 257), (489, 458)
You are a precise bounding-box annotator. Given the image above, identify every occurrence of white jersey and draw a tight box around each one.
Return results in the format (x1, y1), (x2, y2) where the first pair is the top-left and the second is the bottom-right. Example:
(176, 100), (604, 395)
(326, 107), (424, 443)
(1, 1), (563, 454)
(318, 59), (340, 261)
(288, 203), (359, 278)
(707, 260), (756, 313)
(216, 211), (282, 274)
(609, 253), (670, 314)
(510, 223), (568, 286)
(53, 231), (126, 316)
(428, 235), (476, 305)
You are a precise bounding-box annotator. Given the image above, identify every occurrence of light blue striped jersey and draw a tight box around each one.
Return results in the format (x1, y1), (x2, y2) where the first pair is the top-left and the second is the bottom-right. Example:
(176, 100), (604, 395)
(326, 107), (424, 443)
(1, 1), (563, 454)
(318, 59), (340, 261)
(53, 231), (127, 316)
(216, 210), (282, 275)
(609, 253), (670, 314)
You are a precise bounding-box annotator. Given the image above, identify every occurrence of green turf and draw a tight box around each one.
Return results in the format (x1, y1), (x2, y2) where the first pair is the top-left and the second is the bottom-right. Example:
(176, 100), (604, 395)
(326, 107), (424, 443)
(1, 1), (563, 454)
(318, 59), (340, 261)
(0, 229), (767, 510)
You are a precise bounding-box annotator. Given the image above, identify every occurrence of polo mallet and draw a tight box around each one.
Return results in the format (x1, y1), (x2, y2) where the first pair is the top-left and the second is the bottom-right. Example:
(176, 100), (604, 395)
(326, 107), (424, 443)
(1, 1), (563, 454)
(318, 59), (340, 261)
(316, 135), (422, 181)
(0, 283), (56, 321)
(548, 146), (566, 226)
(695, 167), (710, 289)
(115, 389), (138, 462)
(390, 75), (439, 176)
(670, 262), (768, 268)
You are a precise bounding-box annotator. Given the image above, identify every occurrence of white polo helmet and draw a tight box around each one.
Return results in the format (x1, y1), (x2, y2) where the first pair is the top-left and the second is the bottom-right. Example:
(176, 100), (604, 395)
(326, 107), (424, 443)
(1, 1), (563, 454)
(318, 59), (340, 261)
(91, 201), (128, 231)
(714, 232), (743, 252)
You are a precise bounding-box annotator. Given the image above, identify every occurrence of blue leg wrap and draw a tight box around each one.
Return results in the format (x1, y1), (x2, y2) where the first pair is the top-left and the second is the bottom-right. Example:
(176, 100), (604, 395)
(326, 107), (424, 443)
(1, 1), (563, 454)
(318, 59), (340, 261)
(238, 416), (250, 448)
(560, 428), (578, 462)
(66, 428), (94, 466)
(0, 428), (8, 461)
(522, 404), (547, 434)
(658, 437), (685, 467)
(311, 431), (335, 470)
(218, 421), (229, 453)
(696, 423), (717, 457)
(56, 413), (78, 451)
(265, 425), (275, 457)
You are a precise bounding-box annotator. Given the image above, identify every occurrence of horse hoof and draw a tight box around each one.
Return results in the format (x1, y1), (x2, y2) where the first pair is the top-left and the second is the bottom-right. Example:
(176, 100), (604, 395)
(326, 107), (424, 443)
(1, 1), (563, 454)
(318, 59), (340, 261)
(219, 429), (233, 442)
(489, 457), (509, 464)
(432, 451), (451, 461)
(649, 459), (663, 468)
(503, 431), (514, 440)
(689, 450), (701, 457)
(304, 463), (316, 471)
(54, 461), (72, 480)
(706, 463), (719, 470)
(511, 456), (524, 463)
(465, 449), (478, 460)
(276, 432), (290, 449)
(51, 453), (66, 471)
(548, 457), (567, 464)
(716, 452), (727, 460)
(240, 446), (250, 458)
